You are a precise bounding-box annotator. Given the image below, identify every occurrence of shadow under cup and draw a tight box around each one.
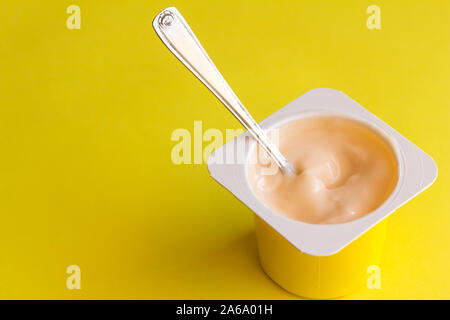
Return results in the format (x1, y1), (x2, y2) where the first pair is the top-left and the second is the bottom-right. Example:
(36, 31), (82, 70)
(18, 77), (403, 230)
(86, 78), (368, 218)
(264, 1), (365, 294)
(247, 112), (400, 298)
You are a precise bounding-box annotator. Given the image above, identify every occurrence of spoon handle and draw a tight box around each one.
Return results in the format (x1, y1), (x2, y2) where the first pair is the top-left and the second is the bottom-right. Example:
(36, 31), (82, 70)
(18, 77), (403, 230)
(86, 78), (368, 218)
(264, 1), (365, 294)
(153, 7), (294, 173)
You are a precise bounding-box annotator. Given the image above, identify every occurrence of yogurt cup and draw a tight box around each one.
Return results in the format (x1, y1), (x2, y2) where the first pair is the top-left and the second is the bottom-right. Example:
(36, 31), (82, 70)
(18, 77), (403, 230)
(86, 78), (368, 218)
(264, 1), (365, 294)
(207, 88), (437, 298)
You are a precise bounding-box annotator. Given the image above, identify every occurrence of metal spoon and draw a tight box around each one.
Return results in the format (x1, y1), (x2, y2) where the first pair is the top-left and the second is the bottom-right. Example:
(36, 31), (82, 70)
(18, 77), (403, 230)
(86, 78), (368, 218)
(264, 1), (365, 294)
(153, 7), (296, 175)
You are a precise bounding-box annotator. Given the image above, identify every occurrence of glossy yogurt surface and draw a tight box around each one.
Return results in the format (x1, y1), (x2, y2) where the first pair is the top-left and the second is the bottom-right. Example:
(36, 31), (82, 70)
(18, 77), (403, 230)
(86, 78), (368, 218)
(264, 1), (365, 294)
(247, 116), (399, 224)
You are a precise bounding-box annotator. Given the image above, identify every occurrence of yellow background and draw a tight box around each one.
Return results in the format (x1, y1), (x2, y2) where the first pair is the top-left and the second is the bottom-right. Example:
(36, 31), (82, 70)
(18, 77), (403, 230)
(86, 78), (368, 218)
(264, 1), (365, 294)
(0, 0), (449, 299)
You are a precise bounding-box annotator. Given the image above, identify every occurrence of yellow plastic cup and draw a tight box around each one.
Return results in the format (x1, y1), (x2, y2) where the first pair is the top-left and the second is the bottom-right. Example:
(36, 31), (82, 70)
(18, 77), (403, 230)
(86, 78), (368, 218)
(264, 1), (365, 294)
(208, 88), (437, 299)
(254, 215), (387, 299)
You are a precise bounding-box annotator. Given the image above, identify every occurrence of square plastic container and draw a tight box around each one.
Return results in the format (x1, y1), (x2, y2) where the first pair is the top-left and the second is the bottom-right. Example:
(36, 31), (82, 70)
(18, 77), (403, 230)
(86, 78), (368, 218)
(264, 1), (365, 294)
(207, 88), (437, 298)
